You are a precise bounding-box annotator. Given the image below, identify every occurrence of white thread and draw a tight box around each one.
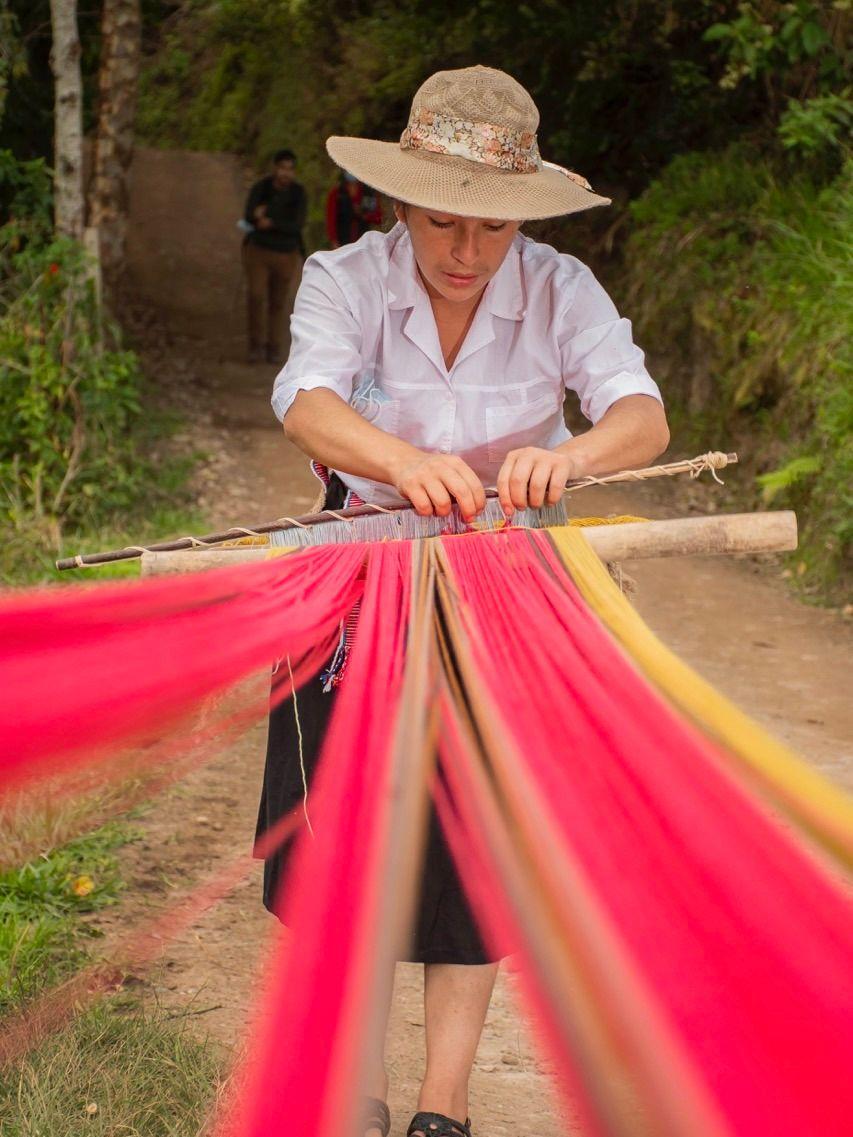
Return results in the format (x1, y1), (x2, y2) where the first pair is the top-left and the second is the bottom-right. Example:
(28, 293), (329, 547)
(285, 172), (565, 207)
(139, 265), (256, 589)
(287, 655), (313, 838)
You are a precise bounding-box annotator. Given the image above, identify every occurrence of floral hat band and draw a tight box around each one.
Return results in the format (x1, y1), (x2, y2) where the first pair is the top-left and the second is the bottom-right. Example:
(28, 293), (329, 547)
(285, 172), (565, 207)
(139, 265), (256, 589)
(399, 108), (542, 174)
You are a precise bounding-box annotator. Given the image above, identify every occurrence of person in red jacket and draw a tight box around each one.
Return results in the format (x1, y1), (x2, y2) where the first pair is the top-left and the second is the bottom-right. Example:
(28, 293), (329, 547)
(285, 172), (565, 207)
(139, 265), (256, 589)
(325, 171), (383, 248)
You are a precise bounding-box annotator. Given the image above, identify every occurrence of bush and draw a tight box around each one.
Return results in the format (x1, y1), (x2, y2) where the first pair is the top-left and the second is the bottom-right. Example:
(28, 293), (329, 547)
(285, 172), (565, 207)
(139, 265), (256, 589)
(0, 235), (146, 538)
(0, 152), (196, 581)
(622, 147), (852, 599)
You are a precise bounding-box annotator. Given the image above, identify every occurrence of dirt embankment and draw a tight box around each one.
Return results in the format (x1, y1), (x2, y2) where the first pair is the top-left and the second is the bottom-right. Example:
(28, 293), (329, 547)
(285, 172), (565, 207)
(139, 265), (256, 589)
(108, 147), (851, 1137)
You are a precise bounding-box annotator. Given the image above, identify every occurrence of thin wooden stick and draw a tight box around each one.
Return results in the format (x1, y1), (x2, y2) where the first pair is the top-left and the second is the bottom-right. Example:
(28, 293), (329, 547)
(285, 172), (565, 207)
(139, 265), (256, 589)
(56, 452), (737, 570)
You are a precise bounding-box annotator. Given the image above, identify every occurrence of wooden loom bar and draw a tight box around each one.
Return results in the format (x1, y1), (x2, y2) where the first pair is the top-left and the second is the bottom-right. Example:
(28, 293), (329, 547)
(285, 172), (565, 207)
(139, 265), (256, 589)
(139, 511), (797, 576)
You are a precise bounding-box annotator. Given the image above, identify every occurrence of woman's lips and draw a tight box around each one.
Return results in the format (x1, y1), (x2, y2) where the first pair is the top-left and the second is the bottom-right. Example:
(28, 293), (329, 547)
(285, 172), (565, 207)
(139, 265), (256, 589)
(443, 271), (478, 287)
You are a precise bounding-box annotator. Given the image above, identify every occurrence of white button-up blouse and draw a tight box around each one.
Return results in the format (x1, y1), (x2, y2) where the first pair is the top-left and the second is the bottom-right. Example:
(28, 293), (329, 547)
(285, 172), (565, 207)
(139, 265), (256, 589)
(272, 223), (662, 505)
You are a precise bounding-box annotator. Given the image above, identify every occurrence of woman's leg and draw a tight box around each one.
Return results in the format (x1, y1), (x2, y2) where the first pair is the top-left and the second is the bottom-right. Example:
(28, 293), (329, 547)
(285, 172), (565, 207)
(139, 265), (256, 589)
(363, 969), (396, 1136)
(414, 962), (499, 1127)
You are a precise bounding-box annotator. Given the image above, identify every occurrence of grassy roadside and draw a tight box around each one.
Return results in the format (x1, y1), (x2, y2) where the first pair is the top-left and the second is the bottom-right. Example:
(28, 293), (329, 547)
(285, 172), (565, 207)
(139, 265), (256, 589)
(0, 821), (129, 1011)
(0, 818), (222, 1133)
(0, 1001), (221, 1136)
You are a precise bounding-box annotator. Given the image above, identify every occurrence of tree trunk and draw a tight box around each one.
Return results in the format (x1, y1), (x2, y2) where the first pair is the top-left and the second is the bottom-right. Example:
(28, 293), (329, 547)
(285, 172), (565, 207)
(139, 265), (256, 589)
(89, 0), (141, 279)
(49, 0), (84, 240)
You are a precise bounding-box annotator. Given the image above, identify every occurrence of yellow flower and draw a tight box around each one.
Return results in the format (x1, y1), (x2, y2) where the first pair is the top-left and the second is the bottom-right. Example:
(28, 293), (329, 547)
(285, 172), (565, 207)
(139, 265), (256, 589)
(71, 875), (95, 897)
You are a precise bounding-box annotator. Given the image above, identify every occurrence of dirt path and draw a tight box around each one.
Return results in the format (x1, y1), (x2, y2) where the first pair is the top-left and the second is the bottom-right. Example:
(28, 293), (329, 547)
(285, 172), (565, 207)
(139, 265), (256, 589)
(115, 149), (851, 1136)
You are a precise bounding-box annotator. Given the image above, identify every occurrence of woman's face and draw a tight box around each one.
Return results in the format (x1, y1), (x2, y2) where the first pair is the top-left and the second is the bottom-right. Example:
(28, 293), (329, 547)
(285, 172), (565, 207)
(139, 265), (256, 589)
(395, 203), (521, 305)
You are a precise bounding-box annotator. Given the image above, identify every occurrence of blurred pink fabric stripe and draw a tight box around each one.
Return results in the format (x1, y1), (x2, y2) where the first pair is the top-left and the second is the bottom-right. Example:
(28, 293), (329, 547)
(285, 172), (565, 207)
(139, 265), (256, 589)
(0, 545), (366, 786)
(225, 542), (411, 1137)
(440, 529), (853, 1137)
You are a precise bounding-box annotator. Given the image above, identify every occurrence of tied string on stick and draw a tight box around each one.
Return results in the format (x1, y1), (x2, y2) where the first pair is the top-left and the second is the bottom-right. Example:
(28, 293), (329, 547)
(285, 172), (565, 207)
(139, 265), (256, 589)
(55, 452), (736, 567)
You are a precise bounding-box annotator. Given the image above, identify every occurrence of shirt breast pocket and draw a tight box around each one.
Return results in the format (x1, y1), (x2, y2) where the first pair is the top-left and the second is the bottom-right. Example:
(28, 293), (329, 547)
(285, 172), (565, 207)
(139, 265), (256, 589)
(485, 394), (562, 464)
(350, 376), (401, 435)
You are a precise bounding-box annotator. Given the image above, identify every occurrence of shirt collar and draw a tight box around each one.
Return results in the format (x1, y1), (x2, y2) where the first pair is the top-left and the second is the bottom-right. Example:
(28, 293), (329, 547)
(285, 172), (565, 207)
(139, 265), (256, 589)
(387, 225), (525, 321)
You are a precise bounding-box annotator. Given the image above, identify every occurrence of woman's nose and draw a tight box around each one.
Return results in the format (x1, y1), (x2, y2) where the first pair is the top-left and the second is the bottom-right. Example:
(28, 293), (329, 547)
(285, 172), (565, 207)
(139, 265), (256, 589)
(451, 227), (479, 265)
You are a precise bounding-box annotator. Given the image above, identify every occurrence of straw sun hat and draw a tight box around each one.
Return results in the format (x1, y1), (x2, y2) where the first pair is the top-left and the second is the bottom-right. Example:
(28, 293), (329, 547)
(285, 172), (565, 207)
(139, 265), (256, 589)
(326, 65), (610, 222)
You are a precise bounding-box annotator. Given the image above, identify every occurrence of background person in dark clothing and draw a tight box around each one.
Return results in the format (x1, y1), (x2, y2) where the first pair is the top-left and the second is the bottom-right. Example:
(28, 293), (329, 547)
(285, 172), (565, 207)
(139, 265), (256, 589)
(325, 171), (383, 248)
(243, 149), (307, 364)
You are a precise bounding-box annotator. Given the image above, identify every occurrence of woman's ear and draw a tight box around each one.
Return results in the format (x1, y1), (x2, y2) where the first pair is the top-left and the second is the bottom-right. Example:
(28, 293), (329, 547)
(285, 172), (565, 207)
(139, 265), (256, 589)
(393, 201), (407, 226)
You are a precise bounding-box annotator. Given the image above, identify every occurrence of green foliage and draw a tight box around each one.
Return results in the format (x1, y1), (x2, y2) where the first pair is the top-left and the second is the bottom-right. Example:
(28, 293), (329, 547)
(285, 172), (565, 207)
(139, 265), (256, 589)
(778, 90), (852, 163)
(0, 1000), (221, 1136)
(0, 149), (52, 235)
(0, 154), (196, 576)
(1, 239), (141, 525)
(0, 822), (131, 1011)
(757, 454), (822, 499)
(0, 234), (152, 544)
(623, 148), (852, 599)
(704, 1), (847, 97)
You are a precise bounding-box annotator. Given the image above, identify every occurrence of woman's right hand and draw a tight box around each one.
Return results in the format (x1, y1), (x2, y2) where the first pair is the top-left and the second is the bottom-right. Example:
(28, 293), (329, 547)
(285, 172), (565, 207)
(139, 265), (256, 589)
(391, 452), (486, 521)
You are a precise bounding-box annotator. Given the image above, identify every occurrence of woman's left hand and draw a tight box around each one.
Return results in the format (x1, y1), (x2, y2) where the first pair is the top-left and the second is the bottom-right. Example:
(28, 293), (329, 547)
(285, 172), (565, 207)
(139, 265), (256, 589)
(496, 447), (576, 514)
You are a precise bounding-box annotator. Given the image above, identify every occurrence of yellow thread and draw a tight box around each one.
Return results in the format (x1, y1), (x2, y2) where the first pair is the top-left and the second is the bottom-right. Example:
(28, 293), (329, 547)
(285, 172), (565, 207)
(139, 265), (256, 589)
(568, 515), (649, 528)
(222, 535), (271, 547)
(549, 527), (853, 870)
(265, 546), (299, 559)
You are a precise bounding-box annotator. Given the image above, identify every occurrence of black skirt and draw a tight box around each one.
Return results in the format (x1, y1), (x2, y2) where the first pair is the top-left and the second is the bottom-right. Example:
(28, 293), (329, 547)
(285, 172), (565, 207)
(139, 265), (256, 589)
(254, 478), (493, 965)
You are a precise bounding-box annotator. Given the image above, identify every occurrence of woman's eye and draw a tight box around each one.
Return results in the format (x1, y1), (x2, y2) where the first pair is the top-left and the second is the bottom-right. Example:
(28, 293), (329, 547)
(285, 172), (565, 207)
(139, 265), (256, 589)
(428, 218), (453, 229)
(485, 223), (507, 232)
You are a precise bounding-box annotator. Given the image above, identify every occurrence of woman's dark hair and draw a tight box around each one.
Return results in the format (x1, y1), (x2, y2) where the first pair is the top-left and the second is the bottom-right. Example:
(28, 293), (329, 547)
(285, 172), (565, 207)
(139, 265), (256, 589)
(273, 149), (296, 164)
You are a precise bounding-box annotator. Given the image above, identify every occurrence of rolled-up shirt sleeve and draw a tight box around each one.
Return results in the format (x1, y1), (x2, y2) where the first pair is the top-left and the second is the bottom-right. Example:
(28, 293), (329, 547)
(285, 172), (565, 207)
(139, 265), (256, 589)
(558, 266), (662, 424)
(271, 257), (363, 421)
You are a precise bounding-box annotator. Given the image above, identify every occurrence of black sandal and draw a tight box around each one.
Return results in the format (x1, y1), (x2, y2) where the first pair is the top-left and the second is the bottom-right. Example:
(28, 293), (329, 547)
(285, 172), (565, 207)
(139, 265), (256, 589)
(363, 1097), (391, 1137)
(407, 1112), (472, 1137)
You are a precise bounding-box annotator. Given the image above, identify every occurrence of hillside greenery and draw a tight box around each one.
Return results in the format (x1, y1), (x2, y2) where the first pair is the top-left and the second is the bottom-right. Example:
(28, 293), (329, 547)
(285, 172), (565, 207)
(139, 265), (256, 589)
(623, 150), (851, 597)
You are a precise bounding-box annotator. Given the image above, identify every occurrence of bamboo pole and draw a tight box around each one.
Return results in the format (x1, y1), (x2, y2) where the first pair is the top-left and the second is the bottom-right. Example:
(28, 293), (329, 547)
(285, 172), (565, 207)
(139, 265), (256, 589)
(139, 512), (797, 576)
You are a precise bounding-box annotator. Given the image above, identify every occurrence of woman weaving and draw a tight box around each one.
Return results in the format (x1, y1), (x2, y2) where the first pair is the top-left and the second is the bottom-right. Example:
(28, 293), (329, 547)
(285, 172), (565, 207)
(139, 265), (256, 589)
(257, 66), (669, 1137)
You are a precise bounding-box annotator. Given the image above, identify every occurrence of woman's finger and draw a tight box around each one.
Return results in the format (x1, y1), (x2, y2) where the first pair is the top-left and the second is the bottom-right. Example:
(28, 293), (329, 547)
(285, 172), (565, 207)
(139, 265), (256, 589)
(508, 452), (535, 510)
(441, 467), (481, 520)
(547, 462), (569, 505)
(496, 454), (517, 516)
(527, 458), (553, 509)
(423, 477), (453, 517)
(454, 461), (487, 516)
(403, 481), (436, 517)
